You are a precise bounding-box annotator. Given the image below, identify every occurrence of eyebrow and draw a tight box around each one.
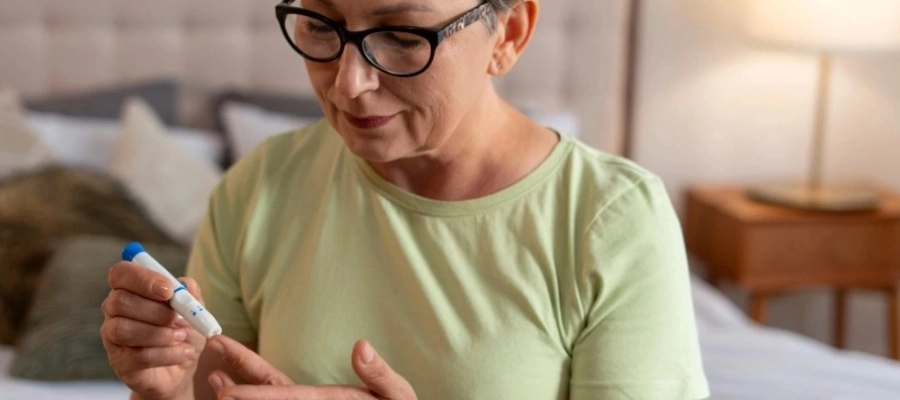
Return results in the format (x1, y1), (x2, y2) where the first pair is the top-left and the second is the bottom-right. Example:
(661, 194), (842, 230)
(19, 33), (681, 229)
(313, 0), (438, 16)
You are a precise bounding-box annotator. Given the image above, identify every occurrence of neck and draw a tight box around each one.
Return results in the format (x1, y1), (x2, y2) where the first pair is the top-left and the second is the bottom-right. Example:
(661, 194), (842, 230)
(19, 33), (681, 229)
(366, 90), (559, 201)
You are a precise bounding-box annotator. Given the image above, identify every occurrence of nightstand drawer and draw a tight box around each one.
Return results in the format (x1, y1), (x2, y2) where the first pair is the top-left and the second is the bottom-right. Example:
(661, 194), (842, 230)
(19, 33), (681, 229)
(740, 221), (900, 285)
(685, 186), (900, 290)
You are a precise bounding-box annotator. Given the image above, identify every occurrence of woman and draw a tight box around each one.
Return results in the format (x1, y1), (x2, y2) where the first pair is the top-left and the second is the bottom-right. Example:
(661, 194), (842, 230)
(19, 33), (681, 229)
(100, 0), (710, 399)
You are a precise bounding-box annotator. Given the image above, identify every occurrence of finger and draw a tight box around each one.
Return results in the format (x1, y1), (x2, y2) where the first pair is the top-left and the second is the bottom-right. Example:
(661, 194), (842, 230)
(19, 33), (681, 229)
(108, 262), (174, 302)
(179, 277), (205, 305)
(103, 288), (180, 326)
(111, 344), (196, 376)
(352, 340), (416, 399)
(218, 384), (371, 400)
(207, 370), (236, 394)
(207, 335), (293, 386)
(102, 317), (188, 347)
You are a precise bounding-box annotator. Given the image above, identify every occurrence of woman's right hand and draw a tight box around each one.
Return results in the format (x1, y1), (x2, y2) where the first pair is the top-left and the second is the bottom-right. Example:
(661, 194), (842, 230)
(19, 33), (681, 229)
(101, 261), (207, 400)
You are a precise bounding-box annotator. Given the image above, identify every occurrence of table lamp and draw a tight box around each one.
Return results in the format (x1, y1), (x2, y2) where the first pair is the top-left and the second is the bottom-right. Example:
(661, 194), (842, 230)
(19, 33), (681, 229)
(744, 0), (900, 211)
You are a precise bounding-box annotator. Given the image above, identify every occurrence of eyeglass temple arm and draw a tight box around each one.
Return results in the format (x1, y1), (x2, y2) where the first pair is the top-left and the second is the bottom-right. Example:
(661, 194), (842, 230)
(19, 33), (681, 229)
(437, 3), (493, 42)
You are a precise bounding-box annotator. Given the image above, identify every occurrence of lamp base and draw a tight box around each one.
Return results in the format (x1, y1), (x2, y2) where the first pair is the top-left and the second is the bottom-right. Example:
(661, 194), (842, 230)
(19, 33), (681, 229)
(747, 183), (881, 212)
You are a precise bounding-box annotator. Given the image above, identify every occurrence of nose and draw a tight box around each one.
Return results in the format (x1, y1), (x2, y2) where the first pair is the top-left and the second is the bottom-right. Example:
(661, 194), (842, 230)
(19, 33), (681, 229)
(334, 43), (380, 99)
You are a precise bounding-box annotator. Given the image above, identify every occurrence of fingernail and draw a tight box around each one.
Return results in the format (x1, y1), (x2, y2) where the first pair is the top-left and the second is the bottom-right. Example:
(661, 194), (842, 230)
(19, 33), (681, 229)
(361, 342), (375, 364)
(184, 347), (195, 357)
(208, 339), (225, 356)
(209, 374), (223, 392)
(173, 330), (187, 342)
(152, 282), (171, 298)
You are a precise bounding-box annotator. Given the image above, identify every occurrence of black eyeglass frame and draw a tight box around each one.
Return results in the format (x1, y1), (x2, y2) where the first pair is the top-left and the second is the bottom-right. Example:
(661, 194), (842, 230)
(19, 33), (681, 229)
(275, 0), (493, 77)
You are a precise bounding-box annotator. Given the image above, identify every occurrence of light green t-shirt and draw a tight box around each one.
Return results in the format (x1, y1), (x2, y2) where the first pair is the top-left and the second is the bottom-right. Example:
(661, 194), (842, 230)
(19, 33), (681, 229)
(186, 120), (710, 400)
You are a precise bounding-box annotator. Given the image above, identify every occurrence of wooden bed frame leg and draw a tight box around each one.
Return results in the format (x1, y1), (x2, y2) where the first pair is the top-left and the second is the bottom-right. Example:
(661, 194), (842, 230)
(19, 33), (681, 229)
(889, 284), (900, 361)
(750, 292), (771, 324)
(834, 289), (847, 349)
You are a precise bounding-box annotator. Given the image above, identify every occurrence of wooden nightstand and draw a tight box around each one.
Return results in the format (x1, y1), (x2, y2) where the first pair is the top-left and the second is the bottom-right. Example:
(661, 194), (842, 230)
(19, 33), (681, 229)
(684, 185), (900, 359)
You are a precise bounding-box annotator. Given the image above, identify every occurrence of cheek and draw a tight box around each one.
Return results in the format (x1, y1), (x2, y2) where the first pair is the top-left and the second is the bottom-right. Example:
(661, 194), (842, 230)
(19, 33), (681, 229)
(399, 61), (476, 129)
(305, 62), (335, 103)
(394, 79), (450, 141)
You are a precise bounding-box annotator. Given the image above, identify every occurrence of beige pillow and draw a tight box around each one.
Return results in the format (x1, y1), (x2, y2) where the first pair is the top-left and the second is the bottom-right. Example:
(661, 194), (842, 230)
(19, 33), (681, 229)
(110, 98), (222, 246)
(0, 88), (55, 178)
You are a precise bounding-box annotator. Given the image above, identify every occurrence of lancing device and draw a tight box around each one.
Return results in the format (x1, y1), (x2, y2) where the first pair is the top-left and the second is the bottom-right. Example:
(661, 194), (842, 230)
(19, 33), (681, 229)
(121, 242), (222, 338)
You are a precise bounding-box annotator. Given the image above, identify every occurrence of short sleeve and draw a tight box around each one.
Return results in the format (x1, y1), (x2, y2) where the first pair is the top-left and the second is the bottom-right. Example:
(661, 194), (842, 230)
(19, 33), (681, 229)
(570, 176), (710, 400)
(184, 158), (261, 344)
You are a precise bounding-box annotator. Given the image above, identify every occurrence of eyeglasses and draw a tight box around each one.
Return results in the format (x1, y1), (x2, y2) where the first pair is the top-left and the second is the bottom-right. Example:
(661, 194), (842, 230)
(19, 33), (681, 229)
(275, 0), (493, 77)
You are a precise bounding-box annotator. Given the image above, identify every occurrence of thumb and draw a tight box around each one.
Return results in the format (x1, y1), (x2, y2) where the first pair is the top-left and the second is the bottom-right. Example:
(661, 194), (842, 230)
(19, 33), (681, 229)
(351, 340), (416, 399)
(207, 335), (293, 386)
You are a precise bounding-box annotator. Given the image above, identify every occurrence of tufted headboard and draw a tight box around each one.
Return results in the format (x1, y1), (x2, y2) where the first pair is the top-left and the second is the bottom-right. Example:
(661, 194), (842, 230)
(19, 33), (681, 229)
(0, 0), (632, 154)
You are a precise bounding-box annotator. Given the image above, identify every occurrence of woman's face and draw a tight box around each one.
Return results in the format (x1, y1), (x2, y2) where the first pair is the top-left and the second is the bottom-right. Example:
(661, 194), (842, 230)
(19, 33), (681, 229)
(300, 0), (498, 163)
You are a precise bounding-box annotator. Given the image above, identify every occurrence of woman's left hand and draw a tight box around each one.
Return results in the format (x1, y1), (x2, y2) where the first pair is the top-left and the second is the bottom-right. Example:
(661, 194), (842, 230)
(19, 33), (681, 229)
(205, 335), (417, 400)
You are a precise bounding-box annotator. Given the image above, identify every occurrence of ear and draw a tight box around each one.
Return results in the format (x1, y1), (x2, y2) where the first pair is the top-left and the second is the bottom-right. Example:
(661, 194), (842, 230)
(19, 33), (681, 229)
(489, 0), (539, 77)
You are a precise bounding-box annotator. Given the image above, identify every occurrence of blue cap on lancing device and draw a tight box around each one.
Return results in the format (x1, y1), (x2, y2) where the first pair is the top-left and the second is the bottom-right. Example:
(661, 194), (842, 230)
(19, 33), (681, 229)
(121, 242), (146, 262)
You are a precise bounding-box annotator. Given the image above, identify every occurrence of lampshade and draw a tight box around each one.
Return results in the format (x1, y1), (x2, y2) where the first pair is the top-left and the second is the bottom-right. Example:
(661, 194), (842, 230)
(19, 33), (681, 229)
(746, 0), (900, 53)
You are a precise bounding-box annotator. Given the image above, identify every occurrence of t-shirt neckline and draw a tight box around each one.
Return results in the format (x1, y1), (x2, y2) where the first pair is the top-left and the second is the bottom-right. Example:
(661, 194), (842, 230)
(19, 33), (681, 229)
(350, 131), (574, 217)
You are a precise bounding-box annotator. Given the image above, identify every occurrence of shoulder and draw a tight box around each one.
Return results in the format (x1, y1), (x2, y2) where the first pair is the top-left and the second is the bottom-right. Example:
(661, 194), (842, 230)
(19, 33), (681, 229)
(209, 119), (341, 211)
(557, 136), (671, 225)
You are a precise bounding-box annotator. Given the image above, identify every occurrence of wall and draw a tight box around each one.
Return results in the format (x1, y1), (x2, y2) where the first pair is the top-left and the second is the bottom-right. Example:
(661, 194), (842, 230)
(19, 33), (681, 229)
(0, 0), (631, 152)
(633, 0), (900, 356)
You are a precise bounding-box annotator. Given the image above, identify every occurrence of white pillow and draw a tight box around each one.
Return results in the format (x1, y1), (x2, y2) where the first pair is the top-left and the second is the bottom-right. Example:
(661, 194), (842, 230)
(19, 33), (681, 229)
(0, 88), (55, 178)
(26, 113), (120, 170)
(27, 112), (225, 170)
(221, 101), (320, 161)
(170, 126), (226, 168)
(110, 98), (223, 246)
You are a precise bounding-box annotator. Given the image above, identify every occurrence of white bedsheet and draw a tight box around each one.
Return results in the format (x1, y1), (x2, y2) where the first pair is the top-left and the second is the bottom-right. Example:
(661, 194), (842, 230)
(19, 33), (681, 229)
(0, 346), (130, 400)
(700, 327), (900, 400)
(691, 276), (900, 399)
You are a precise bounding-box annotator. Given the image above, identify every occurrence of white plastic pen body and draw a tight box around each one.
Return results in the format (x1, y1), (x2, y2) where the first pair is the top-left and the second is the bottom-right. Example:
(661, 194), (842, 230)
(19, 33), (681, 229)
(122, 242), (222, 338)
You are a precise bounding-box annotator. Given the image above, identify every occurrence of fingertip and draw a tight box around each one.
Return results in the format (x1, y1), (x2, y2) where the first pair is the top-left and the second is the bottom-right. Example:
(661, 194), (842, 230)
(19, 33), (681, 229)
(179, 277), (197, 289)
(180, 277), (204, 303)
(207, 373), (223, 392)
(208, 370), (236, 393)
(206, 338), (221, 355)
(220, 372), (236, 386)
(352, 339), (376, 365)
(106, 262), (130, 287)
(361, 342), (375, 364)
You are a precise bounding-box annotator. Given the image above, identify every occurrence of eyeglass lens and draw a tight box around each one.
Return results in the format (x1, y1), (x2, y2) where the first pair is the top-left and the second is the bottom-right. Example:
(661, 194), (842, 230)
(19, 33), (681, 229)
(284, 14), (434, 75)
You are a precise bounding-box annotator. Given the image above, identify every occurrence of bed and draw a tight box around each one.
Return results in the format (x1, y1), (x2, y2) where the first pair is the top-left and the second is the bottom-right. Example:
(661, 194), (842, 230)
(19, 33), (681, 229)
(2, 0), (900, 399)
(3, 277), (900, 400)
(691, 276), (900, 399)
(0, 346), (130, 400)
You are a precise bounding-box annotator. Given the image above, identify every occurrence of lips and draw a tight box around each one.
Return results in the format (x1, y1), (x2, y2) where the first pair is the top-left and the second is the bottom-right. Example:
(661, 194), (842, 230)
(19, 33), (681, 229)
(343, 112), (396, 130)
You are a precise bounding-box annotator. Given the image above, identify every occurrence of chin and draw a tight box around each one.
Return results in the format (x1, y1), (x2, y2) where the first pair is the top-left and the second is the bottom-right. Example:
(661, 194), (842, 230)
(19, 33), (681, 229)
(338, 132), (403, 163)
